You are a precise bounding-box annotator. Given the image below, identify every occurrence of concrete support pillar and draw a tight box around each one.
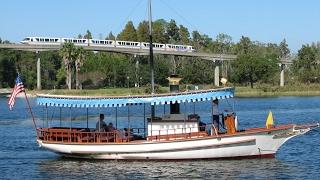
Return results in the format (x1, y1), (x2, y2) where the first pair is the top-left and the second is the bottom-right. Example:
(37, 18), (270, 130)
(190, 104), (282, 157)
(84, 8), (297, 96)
(214, 60), (221, 87)
(36, 51), (41, 90)
(280, 64), (285, 87)
(171, 55), (176, 74)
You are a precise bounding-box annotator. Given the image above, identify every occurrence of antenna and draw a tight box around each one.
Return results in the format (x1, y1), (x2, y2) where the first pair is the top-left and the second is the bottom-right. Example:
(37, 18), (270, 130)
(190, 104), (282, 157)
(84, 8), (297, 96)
(148, 0), (155, 95)
(148, 0), (155, 120)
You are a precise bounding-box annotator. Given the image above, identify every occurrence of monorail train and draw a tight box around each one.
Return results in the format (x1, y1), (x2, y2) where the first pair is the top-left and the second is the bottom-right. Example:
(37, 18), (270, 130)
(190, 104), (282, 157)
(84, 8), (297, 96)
(21, 37), (195, 52)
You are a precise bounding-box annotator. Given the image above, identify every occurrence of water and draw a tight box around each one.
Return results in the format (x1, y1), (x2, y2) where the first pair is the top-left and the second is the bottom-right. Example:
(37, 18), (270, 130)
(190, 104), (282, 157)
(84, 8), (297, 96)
(0, 96), (319, 179)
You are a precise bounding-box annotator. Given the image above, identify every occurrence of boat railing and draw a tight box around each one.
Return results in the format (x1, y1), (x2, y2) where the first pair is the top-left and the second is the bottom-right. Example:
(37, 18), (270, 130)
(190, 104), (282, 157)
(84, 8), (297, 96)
(147, 125), (210, 141)
(37, 127), (146, 144)
(36, 125), (211, 143)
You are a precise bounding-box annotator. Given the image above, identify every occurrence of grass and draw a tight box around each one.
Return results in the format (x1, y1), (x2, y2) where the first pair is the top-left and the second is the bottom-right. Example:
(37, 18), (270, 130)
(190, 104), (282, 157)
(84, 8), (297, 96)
(28, 84), (320, 97)
(30, 86), (169, 96)
(235, 84), (320, 97)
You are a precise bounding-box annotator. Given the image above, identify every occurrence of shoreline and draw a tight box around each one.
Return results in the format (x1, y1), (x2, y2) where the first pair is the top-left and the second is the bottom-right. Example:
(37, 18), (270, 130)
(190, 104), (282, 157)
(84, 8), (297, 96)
(29, 87), (320, 98)
(3, 86), (320, 98)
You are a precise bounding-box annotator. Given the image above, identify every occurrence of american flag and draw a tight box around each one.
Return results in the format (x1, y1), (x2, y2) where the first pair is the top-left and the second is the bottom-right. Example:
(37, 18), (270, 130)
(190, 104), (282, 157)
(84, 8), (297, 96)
(8, 74), (25, 110)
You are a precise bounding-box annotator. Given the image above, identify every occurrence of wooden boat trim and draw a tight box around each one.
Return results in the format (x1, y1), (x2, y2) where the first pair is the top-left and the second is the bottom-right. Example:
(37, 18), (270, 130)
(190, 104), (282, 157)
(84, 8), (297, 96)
(38, 124), (294, 145)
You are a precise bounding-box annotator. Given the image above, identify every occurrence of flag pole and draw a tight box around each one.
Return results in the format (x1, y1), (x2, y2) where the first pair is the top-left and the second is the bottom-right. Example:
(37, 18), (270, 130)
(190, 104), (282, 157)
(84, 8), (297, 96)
(23, 91), (38, 135)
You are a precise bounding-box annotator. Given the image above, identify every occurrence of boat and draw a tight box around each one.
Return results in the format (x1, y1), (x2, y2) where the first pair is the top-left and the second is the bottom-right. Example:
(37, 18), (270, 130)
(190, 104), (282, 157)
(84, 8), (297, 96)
(35, 86), (319, 160)
(33, 0), (319, 160)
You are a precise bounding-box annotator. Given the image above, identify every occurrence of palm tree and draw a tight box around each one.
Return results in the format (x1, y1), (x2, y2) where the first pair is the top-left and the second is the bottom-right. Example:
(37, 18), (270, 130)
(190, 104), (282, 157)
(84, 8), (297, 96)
(59, 42), (76, 90)
(75, 47), (86, 89)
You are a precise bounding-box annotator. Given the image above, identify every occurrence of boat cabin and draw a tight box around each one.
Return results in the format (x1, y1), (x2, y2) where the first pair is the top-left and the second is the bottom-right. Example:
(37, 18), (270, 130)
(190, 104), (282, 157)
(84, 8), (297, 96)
(36, 87), (235, 144)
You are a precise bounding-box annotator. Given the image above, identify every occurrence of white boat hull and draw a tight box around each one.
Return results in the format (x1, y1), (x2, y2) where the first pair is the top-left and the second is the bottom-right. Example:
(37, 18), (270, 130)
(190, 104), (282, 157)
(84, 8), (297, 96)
(37, 126), (310, 160)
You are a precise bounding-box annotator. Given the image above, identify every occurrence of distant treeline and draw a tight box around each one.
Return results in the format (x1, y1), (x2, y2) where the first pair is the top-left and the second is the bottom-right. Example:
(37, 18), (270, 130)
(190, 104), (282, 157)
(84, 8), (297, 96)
(0, 19), (320, 90)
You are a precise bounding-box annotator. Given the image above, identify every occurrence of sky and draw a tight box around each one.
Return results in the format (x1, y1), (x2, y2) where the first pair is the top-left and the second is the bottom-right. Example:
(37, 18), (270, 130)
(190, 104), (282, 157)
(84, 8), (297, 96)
(0, 0), (319, 52)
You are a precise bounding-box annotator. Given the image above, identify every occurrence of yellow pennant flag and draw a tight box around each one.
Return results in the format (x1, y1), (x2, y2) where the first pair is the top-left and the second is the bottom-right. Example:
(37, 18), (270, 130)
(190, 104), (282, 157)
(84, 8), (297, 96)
(266, 111), (274, 129)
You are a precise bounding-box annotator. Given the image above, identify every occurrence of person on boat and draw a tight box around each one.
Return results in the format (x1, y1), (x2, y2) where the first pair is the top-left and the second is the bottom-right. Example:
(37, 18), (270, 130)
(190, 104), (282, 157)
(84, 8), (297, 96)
(212, 99), (220, 132)
(96, 114), (107, 132)
(106, 122), (116, 132)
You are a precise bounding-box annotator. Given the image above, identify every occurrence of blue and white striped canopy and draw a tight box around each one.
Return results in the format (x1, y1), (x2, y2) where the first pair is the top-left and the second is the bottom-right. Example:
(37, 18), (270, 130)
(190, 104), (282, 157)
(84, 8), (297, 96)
(37, 87), (234, 108)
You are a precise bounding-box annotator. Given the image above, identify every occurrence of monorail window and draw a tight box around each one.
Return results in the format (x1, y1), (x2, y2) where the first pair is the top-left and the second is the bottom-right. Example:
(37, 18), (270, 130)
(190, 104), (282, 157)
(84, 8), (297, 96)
(36, 38), (39, 41)
(45, 39), (49, 42)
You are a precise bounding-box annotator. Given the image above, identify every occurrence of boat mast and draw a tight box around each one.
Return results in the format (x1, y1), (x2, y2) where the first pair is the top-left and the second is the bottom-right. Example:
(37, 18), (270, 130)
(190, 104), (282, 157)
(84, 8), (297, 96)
(148, 0), (155, 119)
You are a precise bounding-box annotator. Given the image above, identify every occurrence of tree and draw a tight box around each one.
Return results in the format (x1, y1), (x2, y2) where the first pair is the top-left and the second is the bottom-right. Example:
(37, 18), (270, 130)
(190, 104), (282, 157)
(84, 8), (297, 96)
(279, 39), (290, 58)
(137, 21), (149, 42)
(191, 30), (201, 49)
(106, 31), (115, 40)
(0, 38), (2, 44)
(190, 30), (215, 52)
(179, 25), (190, 44)
(153, 19), (169, 43)
(293, 45), (318, 82)
(75, 47), (86, 89)
(117, 21), (137, 41)
(0, 56), (16, 88)
(83, 30), (92, 39)
(215, 33), (232, 53)
(77, 34), (83, 39)
(236, 36), (252, 55)
(59, 42), (76, 90)
(231, 52), (278, 88)
(166, 19), (180, 43)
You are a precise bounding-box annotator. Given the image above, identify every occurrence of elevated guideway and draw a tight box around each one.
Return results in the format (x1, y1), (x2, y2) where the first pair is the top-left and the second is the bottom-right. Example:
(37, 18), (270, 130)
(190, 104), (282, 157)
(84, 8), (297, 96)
(0, 44), (236, 61)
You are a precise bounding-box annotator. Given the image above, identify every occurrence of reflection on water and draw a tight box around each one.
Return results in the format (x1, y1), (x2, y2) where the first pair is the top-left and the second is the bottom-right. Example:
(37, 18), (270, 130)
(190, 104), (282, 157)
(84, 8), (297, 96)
(36, 158), (301, 179)
(0, 96), (320, 179)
